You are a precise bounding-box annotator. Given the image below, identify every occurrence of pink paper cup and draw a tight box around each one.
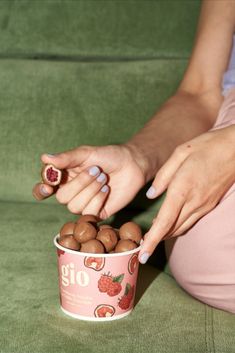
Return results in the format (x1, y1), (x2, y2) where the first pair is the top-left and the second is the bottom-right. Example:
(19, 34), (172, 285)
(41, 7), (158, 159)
(54, 234), (141, 321)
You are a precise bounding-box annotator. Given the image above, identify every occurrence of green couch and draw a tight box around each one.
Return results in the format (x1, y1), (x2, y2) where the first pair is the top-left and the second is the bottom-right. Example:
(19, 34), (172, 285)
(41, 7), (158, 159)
(1, 1), (234, 352)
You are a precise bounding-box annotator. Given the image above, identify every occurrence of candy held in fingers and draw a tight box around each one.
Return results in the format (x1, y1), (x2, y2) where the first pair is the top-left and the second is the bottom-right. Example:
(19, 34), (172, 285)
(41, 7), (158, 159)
(119, 222), (142, 245)
(41, 163), (62, 186)
(80, 239), (105, 253)
(58, 235), (80, 251)
(96, 228), (118, 252)
(74, 221), (97, 243)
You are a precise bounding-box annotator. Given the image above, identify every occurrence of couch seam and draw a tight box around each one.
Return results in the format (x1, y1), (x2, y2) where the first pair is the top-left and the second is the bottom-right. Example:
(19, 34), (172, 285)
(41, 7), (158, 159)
(0, 53), (189, 63)
(205, 305), (216, 353)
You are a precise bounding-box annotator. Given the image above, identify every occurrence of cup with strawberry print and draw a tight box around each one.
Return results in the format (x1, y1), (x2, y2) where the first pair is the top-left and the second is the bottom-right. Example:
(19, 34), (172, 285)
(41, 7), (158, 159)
(54, 234), (140, 321)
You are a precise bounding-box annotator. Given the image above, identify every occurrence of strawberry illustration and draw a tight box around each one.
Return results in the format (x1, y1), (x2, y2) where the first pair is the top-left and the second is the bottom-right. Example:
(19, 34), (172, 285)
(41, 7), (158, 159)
(98, 272), (113, 292)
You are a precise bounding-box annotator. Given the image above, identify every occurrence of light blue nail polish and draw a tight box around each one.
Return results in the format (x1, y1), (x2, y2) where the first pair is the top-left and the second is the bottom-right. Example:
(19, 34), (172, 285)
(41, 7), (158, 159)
(89, 166), (100, 176)
(46, 154), (56, 158)
(101, 185), (109, 193)
(139, 252), (150, 264)
(97, 173), (106, 183)
(146, 185), (156, 199)
(40, 185), (49, 196)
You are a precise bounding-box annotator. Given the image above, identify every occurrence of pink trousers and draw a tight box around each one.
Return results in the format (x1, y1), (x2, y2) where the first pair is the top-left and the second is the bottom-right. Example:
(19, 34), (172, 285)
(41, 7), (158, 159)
(165, 87), (235, 314)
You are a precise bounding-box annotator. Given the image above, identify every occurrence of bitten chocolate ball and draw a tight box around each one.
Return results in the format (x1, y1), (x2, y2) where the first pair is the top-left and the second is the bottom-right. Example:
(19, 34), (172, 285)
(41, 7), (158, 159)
(41, 163), (62, 186)
(74, 221), (97, 243)
(58, 235), (80, 251)
(119, 222), (142, 245)
(60, 222), (76, 237)
(115, 239), (137, 253)
(96, 228), (118, 252)
(80, 239), (105, 253)
(76, 214), (99, 225)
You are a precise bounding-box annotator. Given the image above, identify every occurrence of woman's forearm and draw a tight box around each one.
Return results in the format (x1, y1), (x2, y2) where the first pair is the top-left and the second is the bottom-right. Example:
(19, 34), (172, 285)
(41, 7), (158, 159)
(126, 0), (235, 183)
(125, 89), (223, 182)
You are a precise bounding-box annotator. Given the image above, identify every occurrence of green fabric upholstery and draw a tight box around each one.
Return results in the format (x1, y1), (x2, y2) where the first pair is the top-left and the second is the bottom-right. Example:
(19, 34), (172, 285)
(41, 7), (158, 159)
(1, 201), (235, 353)
(0, 1), (235, 352)
(0, 0), (200, 58)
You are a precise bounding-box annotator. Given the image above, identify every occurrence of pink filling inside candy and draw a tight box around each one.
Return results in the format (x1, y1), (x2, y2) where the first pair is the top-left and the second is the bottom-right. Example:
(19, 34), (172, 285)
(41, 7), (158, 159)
(46, 167), (58, 182)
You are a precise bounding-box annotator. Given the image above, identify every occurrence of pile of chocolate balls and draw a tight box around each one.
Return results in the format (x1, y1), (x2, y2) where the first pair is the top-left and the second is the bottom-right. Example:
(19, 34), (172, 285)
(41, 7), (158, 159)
(58, 214), (143, 254)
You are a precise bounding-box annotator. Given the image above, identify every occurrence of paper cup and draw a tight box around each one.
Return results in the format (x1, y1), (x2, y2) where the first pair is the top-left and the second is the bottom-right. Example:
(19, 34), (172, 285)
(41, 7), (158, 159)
(54, 234), (140, 321)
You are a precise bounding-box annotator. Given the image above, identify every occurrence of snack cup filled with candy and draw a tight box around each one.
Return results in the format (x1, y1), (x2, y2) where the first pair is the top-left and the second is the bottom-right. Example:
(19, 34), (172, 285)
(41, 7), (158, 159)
(54, 215), (142, 321)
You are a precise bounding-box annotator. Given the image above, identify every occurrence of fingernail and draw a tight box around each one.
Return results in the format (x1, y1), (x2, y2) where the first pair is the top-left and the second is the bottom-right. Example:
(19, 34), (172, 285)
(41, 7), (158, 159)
(96, 173), (106, 183)
(146, 186), (156, 198)
(89, 166), (100, 176)
(101, 185), (109, 193)
(140, 239), (144, 245)
(139, 252), (150, 264)
(40, 185), (50, 196)
(46, 153), (56, 158)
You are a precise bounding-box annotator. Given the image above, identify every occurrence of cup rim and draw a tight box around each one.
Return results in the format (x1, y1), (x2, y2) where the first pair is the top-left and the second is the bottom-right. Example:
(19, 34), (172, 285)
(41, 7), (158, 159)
(54, 234), (141, 257)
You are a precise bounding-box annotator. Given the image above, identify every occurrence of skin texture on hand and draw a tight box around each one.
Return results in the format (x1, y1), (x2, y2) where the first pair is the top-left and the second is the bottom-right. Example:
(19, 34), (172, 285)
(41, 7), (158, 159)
(32, 144), (146, 219)
(139, 125), (235, 262)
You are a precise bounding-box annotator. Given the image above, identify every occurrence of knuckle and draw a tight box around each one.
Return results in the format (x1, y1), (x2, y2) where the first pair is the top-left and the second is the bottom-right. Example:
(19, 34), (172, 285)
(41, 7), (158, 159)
(174, 143), (190, 157)
(67, 203), (80, 214)
(55, 191), (66, 204)
(157, 217), (172, 231)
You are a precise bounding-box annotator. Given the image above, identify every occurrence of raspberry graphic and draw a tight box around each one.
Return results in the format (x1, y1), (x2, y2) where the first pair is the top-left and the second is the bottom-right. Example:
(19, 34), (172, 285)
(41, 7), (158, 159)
(98, 272), (124, 296)
(107, 282), (122, 297)
(118, 283), (134, 310)
(118, 296), (131, 310)
(127, 285), (135, 301)
(98, 273), (113, 292)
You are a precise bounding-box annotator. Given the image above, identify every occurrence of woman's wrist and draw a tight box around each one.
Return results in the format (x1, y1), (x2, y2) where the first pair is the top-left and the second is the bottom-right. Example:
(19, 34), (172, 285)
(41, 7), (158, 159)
(123, 141), (159, 183)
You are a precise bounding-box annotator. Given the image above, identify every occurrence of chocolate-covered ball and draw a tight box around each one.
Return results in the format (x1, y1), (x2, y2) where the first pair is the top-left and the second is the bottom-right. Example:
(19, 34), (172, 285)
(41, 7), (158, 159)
(80, 239), (105, 253)
(119, 222), (142, 245)
(96, 228), (118, 252)
(60, 222), (76, 237)
(41, 163), (62, 186)
(58, 235), (80, 251)
(76, 214), (99, 225)
(74, 221), (97, 243)
(115, 239), (137, 253)
(99, 224), (112, 230)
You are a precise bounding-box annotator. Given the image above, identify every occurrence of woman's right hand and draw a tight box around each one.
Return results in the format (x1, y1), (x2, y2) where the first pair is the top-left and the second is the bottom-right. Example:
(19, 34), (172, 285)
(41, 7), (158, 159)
(32, 144), (147, 219)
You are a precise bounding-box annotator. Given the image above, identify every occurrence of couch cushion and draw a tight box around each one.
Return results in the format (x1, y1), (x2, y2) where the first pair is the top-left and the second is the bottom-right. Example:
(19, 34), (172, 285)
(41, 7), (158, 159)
(0, 0), (200, 59)
(2, 201), (235, 353)
(0, 58), (186, 203)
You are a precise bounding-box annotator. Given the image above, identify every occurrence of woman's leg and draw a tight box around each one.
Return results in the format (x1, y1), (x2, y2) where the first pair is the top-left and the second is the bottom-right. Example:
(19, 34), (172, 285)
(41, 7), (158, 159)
(164, 88), (235, 314)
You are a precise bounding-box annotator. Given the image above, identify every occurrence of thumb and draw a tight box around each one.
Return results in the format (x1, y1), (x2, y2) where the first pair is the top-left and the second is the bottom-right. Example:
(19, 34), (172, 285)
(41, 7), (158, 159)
(41, 146), (92, 170)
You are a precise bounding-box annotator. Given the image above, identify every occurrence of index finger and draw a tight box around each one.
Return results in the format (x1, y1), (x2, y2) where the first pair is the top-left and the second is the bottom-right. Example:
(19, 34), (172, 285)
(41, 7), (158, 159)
(138, 187), (185, 263)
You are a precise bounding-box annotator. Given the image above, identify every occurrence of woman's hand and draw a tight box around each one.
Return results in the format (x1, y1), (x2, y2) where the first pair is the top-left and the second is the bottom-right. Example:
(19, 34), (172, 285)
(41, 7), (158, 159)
(139, 125), (235, 264)
(32, 144), (147, 219)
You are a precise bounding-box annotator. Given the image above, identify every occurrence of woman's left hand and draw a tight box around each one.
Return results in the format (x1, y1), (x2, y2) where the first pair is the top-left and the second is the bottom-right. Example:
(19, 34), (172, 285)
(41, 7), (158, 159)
(139, 125), (235, 264)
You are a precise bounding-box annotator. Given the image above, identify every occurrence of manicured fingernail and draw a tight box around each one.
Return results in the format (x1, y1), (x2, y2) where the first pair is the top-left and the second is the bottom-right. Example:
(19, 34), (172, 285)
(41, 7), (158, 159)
(146, 186), (156, 198)
(96, 173), (106, 183)
(89, 166), (100, 176)
(101, 185), (109, 193)
(40, 185), (50, 196)
(46, 153), (56, 158)
(139, 252), (150, 264)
